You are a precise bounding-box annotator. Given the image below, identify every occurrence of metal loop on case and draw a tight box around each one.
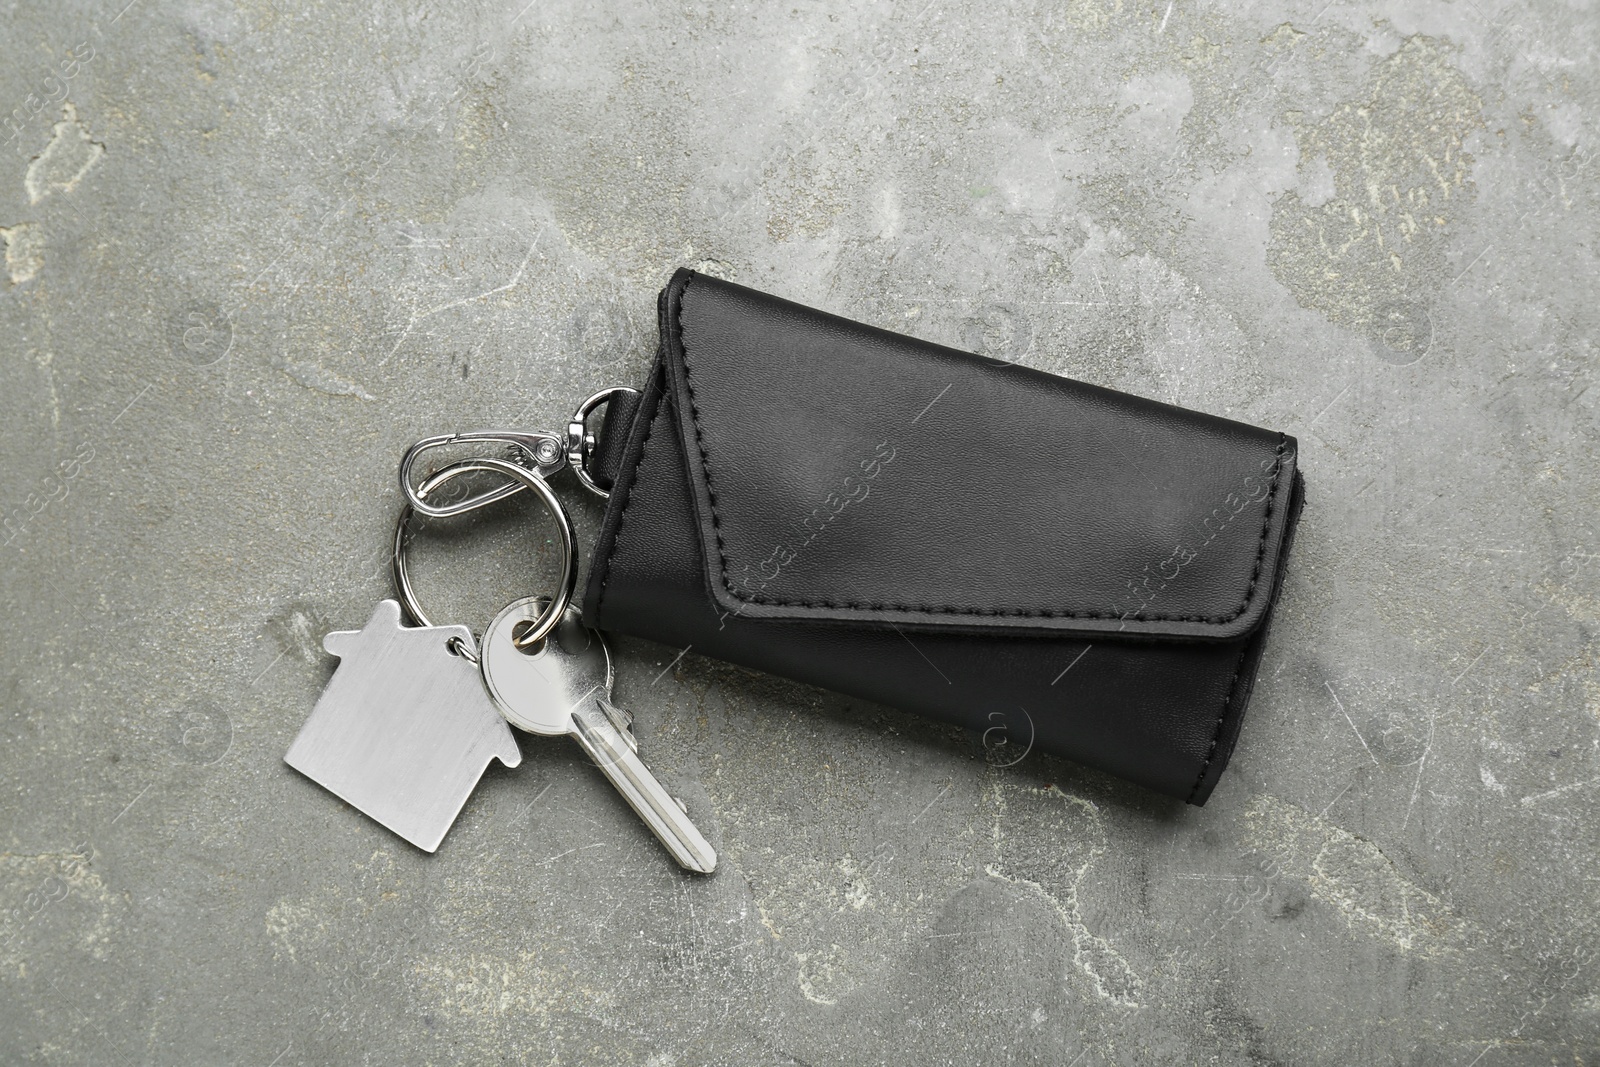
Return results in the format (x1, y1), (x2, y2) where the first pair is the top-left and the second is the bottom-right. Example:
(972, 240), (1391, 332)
(392, 456), (577, 651)
(568, 387), (641, 500)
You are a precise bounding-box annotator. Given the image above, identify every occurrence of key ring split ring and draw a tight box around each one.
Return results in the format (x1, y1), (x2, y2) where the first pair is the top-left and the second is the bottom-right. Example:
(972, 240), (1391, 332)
(392, 456), (577, 652)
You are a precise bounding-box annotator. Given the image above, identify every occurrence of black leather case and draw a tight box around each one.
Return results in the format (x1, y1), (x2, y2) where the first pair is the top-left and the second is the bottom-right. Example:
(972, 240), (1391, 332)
(582, 269), (1305, 804)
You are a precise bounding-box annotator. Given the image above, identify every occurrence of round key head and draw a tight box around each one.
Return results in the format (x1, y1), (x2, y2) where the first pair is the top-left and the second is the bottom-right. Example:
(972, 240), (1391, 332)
(481, 597), (613, 736)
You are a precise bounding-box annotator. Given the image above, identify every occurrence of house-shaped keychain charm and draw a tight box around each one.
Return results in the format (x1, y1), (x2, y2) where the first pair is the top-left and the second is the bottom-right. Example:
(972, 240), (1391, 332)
(285, 599), (522, 851)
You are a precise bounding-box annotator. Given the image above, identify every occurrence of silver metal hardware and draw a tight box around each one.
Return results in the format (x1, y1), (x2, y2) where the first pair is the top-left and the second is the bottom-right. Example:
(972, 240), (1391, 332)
(399, 430), (567, 518)
(567, 386), (640, 500)
(480, 596), (718, 874)
(401, 387), (639, 516)
(480, 596), (612, 736)
(287, 385), (709, 868)
(393, 456), (575, 650)
(284, 599), (522, 853)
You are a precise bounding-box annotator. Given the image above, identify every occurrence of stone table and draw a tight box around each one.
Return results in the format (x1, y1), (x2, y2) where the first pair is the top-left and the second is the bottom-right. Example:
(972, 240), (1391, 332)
(1, 0), (1596, 1063)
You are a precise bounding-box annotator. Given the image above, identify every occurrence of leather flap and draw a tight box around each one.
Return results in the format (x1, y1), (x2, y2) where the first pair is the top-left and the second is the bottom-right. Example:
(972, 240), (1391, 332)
(658, 269), (1299, 642)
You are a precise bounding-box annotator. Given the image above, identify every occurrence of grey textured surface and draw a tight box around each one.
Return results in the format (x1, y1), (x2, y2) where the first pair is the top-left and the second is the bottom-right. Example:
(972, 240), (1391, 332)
(1, 0), (1597, 1063)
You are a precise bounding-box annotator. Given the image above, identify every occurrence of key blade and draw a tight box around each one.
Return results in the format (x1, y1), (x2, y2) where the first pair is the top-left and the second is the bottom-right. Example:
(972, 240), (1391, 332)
(596, 695), (638, 753)
(569, 706), (718, 874)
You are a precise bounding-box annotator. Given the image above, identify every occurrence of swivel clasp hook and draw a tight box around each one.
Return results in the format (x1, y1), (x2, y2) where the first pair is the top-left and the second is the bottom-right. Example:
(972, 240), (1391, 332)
(398, 430), (567, 519)
(398, 387), (640, 517)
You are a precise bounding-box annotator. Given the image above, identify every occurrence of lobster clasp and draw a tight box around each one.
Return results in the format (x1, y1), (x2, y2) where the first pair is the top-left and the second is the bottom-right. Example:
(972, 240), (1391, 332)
(398, 431), (566, 518)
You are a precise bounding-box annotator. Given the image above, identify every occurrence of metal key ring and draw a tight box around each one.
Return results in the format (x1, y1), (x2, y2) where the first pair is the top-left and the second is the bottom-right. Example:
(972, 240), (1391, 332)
(392, 456), (577, 651)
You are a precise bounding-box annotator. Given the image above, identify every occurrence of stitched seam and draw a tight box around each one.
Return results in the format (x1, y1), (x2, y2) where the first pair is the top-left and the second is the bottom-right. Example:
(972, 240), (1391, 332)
(1186, 638), (1255, 803)
(675, 278), (1289, 625)
(595, 383), (660, 619)
(675, 275), (741, 598)
(1183, 436), (1287, 800)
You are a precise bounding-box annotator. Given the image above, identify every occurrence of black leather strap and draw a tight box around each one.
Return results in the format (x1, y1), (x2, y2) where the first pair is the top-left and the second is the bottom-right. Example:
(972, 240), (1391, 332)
(586, 386), (643, 493)
(582, 270), (1305, 804)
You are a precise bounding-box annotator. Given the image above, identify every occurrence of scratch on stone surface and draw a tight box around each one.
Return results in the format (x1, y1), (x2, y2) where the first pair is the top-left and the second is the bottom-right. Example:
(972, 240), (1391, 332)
(908, 782), (951, 825)
(382, 235), (539, 363)
(1319, 776), (1356, 817)
(24, 104), (104, 204)
(109, 782), (152, 825)
(1400, 711), (1435, 831)
(1451, 646), (1489, 687)
(1519, 777), (1600, 807)
(31, 344), (61, 428)
(279, 357), (376, 400)
(1242, 794), (1470, 955)
(1307, 383), (1351, 428)
(534, 842), (605, 867)
(1326, 682), (1378, 766)
(1529, 575), (1600, 726)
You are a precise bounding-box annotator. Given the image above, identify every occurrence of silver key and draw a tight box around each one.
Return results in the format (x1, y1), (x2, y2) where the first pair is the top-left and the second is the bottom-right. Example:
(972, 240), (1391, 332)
(481, 596), (718, 874)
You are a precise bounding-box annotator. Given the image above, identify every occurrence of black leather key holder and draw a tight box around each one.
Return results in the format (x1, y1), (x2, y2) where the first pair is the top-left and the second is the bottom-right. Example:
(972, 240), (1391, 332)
(409, 268), (1306, 806)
